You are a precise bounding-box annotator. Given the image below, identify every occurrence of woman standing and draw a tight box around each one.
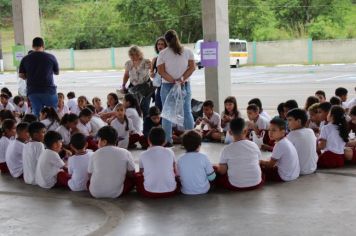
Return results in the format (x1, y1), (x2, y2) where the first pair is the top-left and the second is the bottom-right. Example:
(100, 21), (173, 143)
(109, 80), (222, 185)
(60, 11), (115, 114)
(157, 30), (196, 146)
(150, 37), (168, 112)
(121, 46), (152, 118)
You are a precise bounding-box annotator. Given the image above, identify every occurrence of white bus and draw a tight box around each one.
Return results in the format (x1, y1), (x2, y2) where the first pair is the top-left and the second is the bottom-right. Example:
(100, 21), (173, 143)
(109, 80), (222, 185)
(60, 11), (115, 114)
(194, 39), (248, 69)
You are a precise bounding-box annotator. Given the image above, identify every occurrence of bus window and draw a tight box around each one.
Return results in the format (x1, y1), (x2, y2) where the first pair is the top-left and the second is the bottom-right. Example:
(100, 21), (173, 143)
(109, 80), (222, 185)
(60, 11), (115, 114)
(237, 42), (242, 51)
(241, 42), (247, 52)
(230, 42), (238, 51)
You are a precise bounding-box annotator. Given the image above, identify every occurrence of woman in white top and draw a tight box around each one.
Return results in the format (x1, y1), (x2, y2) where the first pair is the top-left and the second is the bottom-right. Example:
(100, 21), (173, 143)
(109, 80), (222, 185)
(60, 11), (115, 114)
(157, 30), (195, 145)
(121, 46), (152, 118)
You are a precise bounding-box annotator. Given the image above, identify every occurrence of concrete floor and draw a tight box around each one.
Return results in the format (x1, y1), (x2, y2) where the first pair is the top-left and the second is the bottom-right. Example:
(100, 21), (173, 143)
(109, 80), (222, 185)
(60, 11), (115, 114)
(1, 143), (356, 236)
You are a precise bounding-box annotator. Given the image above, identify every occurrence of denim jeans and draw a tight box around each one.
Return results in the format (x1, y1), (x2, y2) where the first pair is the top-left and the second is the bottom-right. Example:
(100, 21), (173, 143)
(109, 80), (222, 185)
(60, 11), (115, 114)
(160, 82), (194, 143)
(140, 95), (151, 118)
(28, 93), (58, 117)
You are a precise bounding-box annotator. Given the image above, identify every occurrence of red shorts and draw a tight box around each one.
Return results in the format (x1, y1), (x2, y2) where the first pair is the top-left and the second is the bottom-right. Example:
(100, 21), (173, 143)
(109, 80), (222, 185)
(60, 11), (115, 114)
(0, 162), (9, 174)
(135, 173), (179, 198)
(87, 175), (135, 197)
(86, 137), (98, 151)
(260, 165), (283, 182)
(129, 134), (148, 149)
(351, 147), (356, 164)
(56, 170), (71, 188)
(213, 166), (265, 190)
(317, 151), (344, 168)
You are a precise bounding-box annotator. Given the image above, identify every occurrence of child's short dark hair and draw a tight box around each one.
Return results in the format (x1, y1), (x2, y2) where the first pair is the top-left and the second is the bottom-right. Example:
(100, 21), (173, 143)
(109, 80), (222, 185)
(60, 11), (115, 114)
(148, 127), (166, 146)
(16, 122), (29, 133)
(97, 126), (118, 145)
(0, 93), (9, 99)
(270, 117), (286, 130)
(44, 131), (62, 149)
(0, 119), (16, 137)
(248, 98), (263, 111)
(28, 122), (46, 137)
(335, 87), (348, 97)
(70, 133), (87, 150)
(330, 96), (341, 106)
(22, 114), (38, 123)
(286, 108), (308, 126)
(182, 130), (202, 152)
(247, 104), (259, 113)
(203, 100), (214, 108)
(315, 90), (326, 98)
(67, 91), (75, 99)
(230, 117), (245, 136)
(277, 102), (285, 114)
(148, 106), (161, 117)
(0, 110), (15, 121)
(318, 102), (332, 112)
(0, 87), (12, 98)
(13, 95), (24, 105)
(284, 100), (298, 110)
(79, 108), (93, 118)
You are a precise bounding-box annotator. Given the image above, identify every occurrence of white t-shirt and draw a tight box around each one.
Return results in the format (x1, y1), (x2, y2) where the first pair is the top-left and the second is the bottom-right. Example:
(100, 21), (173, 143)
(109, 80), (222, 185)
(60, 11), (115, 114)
(88, 146), (135, 198)
(220, 140), (262, 188)
(319, 123), (346, 154)
(35, 149), (65, 189)
(177, 152), (214, 195)
(0, 136), (11, 163)
(14, 102), (29, 114)
(41, 119), (60, 131)
(272, 138), (300, 181)
(68, 151), (92, 191)
(126, 108), (143, 135)
(56, 125), (71, 146)
(22, 141), (45, 185)
(57, 104), (70, 119)
(202, 112), (222, 132)
(77, 121), (92, 137)
(139, 146), (176, 193)
(347, 98), (356, 109)
(255, 115), (269, 130)
(111, 118), (135, 149)
(67, 98), (77, 111)
(90, 116), (106, 136)
(157, 47), (194, 83)
(260, 110), (271, 121)
(287, 128), (318, 175)
(5, 139), (25, 178)
(0, 102), (15, 112)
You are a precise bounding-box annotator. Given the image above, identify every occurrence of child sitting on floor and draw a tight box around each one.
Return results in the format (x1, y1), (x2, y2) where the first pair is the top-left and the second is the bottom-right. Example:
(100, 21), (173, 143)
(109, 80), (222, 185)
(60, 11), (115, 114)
(248, 98), (271, 121)
(0, 93), (15, 112)
(40, 107), (60, 131)
(68, 133), (92, 191)
(88, 126), (135, 198)
(0, 119), (16, 173)
(136, 127), (178, 198)
(6, 122), (30, 178)
(178, 130), (215, 195)
(22, 122), (46, 185)
(143, 106), (162, 140)
(216, 118), (264, 190)
(335, 87), (349, 110)
(196, 100), (222, 142)
(286, 109), (318, 175)
(317, 105), (349, 168)
(260, 118), (300, 182)
(317, 102), (332, 129)
(307, 103), (320, 135)
(315, 90), (326, 103)
(221, 96), (240, 144)
(35, 131), (71, 189)
(247, 104), (270, 149)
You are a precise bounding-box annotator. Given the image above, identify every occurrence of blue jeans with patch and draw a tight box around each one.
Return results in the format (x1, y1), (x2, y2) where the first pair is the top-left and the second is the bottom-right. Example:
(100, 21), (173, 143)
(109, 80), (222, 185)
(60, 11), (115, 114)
(160, 82), (194, 143)
(28, 93), (58, 117)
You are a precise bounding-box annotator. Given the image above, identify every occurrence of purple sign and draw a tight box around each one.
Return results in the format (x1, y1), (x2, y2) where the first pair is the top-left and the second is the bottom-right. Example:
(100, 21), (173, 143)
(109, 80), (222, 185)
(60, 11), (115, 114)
(201, 41), (218, 67)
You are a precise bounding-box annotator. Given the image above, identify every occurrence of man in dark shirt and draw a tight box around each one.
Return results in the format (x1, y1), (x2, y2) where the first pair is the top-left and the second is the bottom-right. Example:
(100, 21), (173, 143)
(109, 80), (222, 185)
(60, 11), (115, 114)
(19, 37), (59, 117)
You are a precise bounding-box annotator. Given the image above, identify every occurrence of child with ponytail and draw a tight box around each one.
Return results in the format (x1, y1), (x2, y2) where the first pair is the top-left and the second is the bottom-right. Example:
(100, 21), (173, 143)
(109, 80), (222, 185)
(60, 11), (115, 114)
(40, 107), (60, 131)
(317, 105), (349, 168)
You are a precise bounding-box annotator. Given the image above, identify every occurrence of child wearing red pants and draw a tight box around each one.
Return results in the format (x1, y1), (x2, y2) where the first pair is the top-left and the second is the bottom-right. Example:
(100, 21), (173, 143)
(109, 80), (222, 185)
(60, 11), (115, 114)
(216, 118), (264, 190)
(317, 105), (349, 168)
(136, 127), (179, 198)
(260, 118), (300, 182)
(35, 131), (71, 189)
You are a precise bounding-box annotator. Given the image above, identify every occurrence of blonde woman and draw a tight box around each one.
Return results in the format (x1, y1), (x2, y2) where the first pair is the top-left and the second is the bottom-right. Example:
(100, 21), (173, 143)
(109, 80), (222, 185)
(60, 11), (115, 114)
(121, 46), (152, 117)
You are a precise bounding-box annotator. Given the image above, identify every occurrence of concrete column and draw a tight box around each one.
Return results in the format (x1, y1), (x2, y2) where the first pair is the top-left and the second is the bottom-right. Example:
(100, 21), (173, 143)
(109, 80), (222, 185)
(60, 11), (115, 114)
(0, 32), (4, 72)
(12, 0), (41, 48)
(201, 0), (231, 112)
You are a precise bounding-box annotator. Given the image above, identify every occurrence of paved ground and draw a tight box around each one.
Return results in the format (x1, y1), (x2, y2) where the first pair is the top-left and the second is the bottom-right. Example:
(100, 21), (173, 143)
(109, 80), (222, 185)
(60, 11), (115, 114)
(1, 64), (355, 115)
(0, 64), (356, 235)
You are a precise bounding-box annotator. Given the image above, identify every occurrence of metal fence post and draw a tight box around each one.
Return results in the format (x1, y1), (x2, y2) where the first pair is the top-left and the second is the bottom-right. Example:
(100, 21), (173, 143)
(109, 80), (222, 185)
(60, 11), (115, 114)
(252, 41), (257, 65)
(308, 38), (313, 64)
(70, 48), (75, 69)
(111, 47), (116, 69)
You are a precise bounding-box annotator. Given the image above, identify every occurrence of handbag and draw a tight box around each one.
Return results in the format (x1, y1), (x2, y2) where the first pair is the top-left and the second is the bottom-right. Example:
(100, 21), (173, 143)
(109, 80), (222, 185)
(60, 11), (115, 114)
(128, 78), (156, 102)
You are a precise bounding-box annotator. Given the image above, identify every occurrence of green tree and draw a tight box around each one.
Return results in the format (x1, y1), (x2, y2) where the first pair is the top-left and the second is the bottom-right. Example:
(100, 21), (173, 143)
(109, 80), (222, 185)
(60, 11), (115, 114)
(0, 0), (12, 26)
(269, 0), (352, 37)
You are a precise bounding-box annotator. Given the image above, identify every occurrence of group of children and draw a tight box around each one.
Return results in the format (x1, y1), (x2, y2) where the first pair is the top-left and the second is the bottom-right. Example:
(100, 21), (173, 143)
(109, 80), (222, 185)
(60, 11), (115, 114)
(0, 85), (355, 198)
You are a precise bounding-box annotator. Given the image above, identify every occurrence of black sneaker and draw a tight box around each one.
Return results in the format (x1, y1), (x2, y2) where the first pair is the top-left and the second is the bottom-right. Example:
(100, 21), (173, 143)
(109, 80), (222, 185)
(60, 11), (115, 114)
(164, 142), (173, 148)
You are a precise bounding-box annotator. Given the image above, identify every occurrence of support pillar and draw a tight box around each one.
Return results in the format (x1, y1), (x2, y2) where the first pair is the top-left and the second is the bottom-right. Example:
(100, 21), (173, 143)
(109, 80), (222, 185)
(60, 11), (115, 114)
(12, 0), (41, 48)
(201, 0), (231, 112)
